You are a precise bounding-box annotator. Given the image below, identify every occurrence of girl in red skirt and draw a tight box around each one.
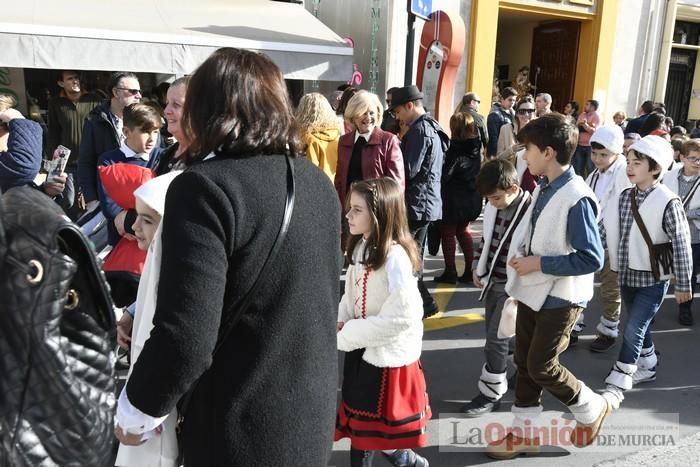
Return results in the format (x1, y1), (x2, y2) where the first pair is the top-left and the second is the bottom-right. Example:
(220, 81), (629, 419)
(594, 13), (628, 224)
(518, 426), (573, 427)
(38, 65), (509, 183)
(336, 178), (431, 467)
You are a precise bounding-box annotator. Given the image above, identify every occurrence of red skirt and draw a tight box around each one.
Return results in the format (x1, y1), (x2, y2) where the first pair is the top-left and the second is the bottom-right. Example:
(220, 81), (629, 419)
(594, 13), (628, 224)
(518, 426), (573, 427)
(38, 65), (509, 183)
(335, 349), (431, 451)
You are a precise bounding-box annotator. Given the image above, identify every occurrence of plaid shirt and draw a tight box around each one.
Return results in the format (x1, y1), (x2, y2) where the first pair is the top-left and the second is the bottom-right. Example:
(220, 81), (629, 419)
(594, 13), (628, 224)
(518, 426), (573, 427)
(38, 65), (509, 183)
(611, 185), (693, 291)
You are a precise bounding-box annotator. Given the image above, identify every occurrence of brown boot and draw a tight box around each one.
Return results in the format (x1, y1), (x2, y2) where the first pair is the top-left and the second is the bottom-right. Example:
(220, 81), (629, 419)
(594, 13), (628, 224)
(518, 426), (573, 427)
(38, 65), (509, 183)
(571, 398), (612, 448)
(485, 433), (541, 460)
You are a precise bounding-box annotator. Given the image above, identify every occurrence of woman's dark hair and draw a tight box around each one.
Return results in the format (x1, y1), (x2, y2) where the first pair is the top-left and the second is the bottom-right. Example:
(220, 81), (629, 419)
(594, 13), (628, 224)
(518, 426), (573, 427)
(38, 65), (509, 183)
(345, 178), (420, 273)
(639, 112), (665, 136)
(450, 111), (477, 140)
(336, 87), (358, 117)
(670, 125), (687, 138)
(181, 48), (300, 163)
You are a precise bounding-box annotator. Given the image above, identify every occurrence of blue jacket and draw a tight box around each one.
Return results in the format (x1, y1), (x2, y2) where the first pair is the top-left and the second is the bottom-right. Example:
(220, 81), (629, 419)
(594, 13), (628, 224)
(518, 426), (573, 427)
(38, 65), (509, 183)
(402, 113), (448, 221)
(97, 147), (160, 245)
(0, 119), (43, 193)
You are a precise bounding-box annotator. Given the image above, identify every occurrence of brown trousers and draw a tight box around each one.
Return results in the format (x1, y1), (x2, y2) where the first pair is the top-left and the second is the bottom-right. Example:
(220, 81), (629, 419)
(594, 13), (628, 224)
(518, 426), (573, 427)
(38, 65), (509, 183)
(599, 253), (621, 323)
(514, 303), (583, 407)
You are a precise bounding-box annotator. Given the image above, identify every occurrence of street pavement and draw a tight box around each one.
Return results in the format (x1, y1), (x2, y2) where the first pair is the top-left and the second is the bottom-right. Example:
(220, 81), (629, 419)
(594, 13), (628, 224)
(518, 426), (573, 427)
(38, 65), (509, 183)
(330, 218), (700, 467)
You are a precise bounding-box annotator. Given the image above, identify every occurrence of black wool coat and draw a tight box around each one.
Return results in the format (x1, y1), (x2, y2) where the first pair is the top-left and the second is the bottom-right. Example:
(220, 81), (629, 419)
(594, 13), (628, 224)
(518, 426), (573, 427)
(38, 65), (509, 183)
(126, 154), (342, 466)
(441, 138), (483, 224)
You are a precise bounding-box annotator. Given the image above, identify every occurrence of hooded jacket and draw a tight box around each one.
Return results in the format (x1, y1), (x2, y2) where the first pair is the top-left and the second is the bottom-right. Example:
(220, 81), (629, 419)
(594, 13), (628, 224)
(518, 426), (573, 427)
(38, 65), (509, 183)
(303, 128), (339, 182)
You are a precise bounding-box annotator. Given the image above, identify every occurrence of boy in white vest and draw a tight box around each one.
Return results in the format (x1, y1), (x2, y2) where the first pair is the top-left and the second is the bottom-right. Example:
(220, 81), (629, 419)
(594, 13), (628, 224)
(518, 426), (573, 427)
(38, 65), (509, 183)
(662, 138), (700, 326)
(573, 125), (632, 352)
(462, 159), (532, 417)
(486, 114), (608, 460)
(602, 135), (692, 409)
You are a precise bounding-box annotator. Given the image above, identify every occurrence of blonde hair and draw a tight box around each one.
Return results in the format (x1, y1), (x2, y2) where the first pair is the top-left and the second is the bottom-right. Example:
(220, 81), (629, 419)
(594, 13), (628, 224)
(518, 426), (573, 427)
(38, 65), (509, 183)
(0, 95), (16, 112)
(295, 93), (340, 136)
(613, 111), (627, 121)
(344, 91), (384, 131)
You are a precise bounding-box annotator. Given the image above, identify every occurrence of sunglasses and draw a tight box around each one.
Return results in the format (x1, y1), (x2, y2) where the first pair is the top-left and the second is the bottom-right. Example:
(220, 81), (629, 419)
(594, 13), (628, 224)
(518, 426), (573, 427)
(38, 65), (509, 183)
(116, 87), (142, 96)
(517, 109), (535, 115)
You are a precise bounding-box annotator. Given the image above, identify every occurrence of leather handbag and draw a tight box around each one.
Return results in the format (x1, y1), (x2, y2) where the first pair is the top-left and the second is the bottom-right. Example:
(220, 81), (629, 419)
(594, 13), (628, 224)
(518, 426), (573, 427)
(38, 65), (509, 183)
(176, 154), (296, 464)
(0, 186), (117, 467)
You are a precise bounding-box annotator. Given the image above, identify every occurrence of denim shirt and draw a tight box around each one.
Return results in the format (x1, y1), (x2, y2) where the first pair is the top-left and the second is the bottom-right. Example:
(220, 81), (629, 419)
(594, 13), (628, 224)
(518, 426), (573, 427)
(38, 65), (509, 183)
(530, 167), (604, 309)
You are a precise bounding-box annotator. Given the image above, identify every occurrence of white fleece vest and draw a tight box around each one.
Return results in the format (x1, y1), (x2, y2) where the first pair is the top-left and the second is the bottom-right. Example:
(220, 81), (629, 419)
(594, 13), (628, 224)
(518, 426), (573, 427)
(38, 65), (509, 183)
(663, 165), (700, 230)
(623, 185), (678, 279)
(475, 191), (531, 301)
(336, 243), (424, 368)
(506, 177), (598, 311)
(585, 157), (632, 258)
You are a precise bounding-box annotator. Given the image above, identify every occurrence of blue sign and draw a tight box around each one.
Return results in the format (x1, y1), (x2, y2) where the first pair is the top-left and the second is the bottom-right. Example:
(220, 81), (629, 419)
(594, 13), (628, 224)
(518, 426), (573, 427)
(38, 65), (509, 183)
(410, 0), (432, 21)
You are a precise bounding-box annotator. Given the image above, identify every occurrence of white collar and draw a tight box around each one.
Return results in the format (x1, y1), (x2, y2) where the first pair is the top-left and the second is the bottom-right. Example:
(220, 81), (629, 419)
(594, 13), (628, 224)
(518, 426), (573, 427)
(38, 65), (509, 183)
(120, 141), (150, 161)
(354, 130), (371, 143)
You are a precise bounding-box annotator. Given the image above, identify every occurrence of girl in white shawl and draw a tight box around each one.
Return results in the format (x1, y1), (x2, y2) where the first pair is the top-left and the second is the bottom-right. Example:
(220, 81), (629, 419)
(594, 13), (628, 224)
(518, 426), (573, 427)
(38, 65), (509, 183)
(114, 170), (182, 467)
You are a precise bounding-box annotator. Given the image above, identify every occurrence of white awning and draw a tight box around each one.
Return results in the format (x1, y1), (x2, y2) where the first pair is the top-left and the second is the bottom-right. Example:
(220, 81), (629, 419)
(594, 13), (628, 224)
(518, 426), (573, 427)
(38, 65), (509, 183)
(0, 0), (353, 80)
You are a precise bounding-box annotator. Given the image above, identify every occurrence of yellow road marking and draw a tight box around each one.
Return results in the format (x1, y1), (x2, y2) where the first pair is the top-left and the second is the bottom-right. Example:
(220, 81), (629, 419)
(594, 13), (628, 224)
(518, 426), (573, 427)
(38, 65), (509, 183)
(422, 257), (485, 331)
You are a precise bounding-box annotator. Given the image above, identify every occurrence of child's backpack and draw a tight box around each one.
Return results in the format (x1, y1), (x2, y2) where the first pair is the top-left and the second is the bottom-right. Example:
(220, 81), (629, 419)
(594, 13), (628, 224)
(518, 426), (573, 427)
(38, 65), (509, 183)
(0, 185), (116, 466)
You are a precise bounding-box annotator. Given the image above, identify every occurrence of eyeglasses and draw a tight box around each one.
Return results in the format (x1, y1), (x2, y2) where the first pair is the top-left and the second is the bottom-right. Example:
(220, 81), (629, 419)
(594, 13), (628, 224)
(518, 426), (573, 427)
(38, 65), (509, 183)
(686, 157), (700, 164)
(517, 109), (535, 115)
(116, 87), (142, 96)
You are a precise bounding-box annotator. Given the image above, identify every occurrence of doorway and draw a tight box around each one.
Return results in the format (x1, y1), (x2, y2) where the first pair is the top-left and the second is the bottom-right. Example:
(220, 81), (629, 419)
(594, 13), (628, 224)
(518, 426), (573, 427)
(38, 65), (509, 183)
(530, 21), (580, 112)
(665, 49), (697, 127)
(495, 11), (581, 112)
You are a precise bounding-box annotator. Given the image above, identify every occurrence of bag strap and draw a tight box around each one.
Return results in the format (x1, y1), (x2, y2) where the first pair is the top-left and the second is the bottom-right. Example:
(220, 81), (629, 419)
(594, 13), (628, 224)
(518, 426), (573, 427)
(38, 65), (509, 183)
(630, 188), (660, 280)
(178, 154), (295, 414)
(681, 176), (700, 208)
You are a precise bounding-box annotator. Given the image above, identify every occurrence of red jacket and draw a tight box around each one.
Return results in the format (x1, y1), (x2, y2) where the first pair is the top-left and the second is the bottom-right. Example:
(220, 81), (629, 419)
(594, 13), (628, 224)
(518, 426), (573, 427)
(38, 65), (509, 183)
(334, 127), (405, 205)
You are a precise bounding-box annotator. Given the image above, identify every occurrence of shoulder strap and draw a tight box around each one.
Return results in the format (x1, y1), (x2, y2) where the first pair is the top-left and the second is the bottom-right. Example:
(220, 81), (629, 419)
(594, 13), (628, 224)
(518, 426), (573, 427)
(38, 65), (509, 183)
(213, 154), (295, 354)
(178, 155), (295, 417)
(681, 176), (700, 208)
(630, 188), (660, 280)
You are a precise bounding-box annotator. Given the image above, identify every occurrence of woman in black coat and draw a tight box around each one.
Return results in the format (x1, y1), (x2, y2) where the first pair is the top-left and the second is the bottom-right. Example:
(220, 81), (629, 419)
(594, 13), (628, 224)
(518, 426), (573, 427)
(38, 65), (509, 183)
(114, 48), (343, 466)
(434, 111), (483, 284)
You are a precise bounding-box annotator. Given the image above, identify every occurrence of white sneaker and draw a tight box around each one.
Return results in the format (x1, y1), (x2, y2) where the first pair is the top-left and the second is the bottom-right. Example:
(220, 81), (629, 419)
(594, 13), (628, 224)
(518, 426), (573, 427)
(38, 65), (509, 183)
(601, 385), (624, 410)
(632, 367), (657, 385)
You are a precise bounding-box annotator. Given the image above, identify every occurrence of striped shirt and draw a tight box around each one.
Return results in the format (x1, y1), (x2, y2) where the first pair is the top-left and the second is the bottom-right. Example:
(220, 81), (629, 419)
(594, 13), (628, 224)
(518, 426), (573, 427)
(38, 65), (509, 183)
(474, 190), (531, 283)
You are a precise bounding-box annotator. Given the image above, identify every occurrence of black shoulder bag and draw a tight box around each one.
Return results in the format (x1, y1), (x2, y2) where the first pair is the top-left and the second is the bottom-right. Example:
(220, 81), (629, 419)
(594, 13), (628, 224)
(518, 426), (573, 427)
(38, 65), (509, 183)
(0, 186), (116, 467)
(176, 154), (295, 463)
(630, 188), (674, 281)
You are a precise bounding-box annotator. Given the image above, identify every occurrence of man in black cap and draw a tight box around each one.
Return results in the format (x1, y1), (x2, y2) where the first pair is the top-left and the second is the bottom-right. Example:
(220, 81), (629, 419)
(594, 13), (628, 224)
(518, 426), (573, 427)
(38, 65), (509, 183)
(390, 85), (449, 317)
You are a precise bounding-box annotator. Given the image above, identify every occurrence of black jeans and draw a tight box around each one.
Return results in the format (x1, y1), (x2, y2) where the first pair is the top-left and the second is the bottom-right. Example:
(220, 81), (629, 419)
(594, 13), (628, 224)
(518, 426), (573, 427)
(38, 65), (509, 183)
(409, 219), (437, 311)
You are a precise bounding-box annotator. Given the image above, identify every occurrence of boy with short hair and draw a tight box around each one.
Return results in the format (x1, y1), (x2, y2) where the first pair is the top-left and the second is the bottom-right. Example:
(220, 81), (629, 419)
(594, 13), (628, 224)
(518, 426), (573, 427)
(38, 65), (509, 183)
(574, 125), (633, 352)
(602, 135), (692, 408)
(662, 137), (700, 326)
(98, 103), (162, 246)
(487, 113), (608, 460)
(462, 159), (532, 417)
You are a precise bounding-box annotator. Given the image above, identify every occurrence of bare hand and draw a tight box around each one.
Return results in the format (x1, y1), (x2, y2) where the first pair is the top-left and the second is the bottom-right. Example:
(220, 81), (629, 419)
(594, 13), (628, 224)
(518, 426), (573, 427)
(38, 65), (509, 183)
(472, 270), (483, 288)
(114, 425), (146, 446)
(675, 291), (693, 304)
(43, 173), (67, 197)
(0, 108), (24, 123)
(509, 256), (542, 276)
(117, 312), (133, 350)
(337, 322), (345, 333)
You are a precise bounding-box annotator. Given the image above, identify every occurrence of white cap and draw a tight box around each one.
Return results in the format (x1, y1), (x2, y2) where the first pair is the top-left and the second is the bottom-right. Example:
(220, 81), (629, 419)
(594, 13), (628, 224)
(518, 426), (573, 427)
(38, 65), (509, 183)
(628, 135), (674, 177)
(590, 125), (624, 154)
(133, 170), (183, 216)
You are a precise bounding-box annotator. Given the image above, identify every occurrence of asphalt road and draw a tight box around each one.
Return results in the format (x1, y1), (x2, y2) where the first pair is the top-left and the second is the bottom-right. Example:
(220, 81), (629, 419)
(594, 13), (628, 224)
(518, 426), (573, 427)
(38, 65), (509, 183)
(330, 222), (700, 467)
